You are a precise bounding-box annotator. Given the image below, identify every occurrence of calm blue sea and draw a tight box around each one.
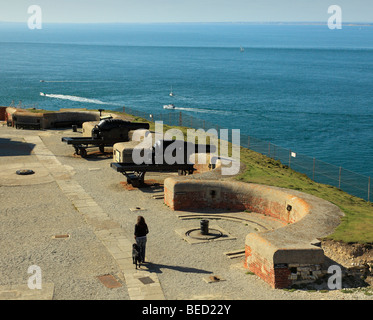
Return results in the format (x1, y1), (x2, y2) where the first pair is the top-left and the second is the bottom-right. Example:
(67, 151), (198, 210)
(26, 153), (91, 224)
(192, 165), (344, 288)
(0, 23), (372, 176)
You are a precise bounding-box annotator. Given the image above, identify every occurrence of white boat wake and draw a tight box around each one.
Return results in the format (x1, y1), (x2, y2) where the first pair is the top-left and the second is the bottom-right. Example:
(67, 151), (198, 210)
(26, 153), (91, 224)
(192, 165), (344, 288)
(40, 93), (119, 106)
(40, 80), (119, 83)
(169, 106), (229, 115)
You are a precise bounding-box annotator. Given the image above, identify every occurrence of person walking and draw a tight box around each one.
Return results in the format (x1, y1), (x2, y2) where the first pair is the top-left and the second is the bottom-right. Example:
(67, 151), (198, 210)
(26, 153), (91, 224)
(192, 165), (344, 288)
(134, 216), (149, 263)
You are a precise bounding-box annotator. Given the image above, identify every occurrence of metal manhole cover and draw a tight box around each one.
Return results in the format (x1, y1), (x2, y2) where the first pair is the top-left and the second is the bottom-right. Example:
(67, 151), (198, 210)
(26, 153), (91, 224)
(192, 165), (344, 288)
(97, 274), (122, 288)
(16, 169), (35, 175)
(138, 276), (155, 285)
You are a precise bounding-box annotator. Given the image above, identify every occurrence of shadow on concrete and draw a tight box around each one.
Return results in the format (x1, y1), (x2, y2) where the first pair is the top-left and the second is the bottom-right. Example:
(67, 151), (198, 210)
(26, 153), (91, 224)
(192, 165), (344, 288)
(69, 149), (113, 162)
(142, 262), (213, 275)
(289, 256), (371, 291)
(84, 151), (113, 161)
(137, 183), (164, 193)
(0, 137), (35, 157)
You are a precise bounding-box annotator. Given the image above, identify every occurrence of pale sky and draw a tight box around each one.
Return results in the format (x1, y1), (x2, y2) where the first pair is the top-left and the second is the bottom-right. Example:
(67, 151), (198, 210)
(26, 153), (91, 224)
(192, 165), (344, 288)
(0, 0), (372, 23)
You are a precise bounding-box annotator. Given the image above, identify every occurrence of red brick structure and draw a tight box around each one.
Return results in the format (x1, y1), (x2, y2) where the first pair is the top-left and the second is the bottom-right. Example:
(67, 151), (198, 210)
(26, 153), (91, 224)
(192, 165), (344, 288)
(0, 107), (6, 121)
(164, 177), (344, 289)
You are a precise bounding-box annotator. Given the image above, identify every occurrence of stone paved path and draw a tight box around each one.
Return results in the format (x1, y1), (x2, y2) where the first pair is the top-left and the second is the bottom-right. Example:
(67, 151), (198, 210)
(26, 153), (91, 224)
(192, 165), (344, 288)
(1, 134), (164, 300)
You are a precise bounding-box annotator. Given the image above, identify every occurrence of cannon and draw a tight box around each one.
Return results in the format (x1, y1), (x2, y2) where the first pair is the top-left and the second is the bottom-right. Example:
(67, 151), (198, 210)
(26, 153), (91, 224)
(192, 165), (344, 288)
(62, 119), (150, 158)
(111, 139), (216, 187)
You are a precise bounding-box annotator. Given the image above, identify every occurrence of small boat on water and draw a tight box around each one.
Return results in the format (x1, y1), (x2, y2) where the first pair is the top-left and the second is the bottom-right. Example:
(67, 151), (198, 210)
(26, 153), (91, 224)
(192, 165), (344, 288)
(40, 92), (46, 96)
(240, 46), (244, 52)
(169, 86), (174, 97)
(163, 104), (175, 110)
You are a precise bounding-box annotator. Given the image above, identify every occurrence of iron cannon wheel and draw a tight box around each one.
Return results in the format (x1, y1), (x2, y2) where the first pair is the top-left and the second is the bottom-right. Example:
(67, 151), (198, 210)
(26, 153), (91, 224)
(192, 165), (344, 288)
(79, 148), (87, 158)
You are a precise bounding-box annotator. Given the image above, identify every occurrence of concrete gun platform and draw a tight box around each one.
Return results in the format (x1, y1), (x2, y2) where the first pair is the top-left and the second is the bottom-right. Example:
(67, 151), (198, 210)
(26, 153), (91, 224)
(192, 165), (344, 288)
(0, 124), (371, 300)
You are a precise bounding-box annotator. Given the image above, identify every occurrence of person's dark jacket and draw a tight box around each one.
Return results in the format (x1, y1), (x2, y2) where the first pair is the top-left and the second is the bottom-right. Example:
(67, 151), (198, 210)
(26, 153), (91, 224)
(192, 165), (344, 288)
(134, 224), (149, 238)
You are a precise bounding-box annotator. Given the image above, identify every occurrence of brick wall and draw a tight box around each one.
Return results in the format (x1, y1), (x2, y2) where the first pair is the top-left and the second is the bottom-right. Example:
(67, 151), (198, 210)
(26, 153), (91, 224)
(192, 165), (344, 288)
(164, 178), (341, 290)
(273, 266), (292, 289)
(0, 107), (6, 121)
(246, 244), (296, 289)
(164, 180), (310, 224)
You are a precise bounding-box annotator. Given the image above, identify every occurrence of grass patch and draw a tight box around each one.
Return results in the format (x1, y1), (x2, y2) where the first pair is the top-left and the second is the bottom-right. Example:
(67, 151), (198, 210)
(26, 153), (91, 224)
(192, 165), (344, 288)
(236, 147), (373, 244)
(341, 289), (354, 294)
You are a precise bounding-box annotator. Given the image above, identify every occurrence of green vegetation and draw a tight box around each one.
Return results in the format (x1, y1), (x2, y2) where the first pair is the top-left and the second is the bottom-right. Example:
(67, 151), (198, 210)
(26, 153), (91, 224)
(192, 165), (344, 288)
(341, 289), (354, 294)
(237, 147), (373, 244)
(25, 108), (55, 113)
(339, 287), (373, 295)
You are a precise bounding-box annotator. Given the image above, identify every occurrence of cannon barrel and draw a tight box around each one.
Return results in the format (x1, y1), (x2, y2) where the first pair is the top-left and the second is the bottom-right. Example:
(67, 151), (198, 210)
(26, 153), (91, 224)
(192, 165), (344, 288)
(92, 119), (150, 140)
(151, 140), (216, 164)
(153, 140), (216, 153)
(97, 119), (149, 131)
(62, 119), (151, 158)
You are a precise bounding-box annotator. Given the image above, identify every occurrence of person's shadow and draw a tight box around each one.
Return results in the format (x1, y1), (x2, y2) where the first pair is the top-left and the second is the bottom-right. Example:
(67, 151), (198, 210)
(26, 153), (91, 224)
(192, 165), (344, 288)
(141, 262), (213, 275)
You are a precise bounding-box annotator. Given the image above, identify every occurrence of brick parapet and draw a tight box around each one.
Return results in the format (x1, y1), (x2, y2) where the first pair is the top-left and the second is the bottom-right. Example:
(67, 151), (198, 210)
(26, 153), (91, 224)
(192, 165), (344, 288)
(164, 177), (344, 289)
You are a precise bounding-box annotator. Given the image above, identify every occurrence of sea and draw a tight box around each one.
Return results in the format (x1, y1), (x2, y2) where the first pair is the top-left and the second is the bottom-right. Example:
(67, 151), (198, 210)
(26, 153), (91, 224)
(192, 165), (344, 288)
(0, 22), (372, 177)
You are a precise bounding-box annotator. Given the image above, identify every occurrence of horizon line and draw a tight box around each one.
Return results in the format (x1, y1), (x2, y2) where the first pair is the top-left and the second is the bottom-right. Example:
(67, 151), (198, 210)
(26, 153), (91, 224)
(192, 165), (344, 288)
(0, 21), (372, 25)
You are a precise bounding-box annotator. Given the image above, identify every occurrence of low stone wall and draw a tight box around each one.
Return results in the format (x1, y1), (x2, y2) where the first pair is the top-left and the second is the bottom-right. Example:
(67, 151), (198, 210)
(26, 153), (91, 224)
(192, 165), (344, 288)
(42, 111), (100, 128)
(5, 108), (104, 129)
(82, 121), (99, 137)
(164, 180), (311, 223)
(5, 107), (18, 126)
(113, 130), (154, 163)
(13, 112), (44, 129)
(164, 177), (344, 288)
